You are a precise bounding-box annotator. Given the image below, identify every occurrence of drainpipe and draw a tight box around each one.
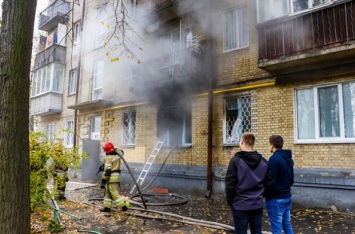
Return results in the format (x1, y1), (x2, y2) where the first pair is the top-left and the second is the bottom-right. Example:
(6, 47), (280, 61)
(73, 0), (86, 147)
(205, 1), (214, 198)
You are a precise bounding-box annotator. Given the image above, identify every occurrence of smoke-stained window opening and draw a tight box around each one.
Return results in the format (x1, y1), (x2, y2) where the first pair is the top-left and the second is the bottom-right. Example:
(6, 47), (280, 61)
(223, 5), (249, 52)
(123, 112), (136, 146)
(92, 60), (104, 100)
(90, 116), (101, 140)
(68, 68), (77, 95)
(295, 82), (355, 143)
(157, 103), (192, 146)
(65, 120), (74, 147)
(224, 96), (252, 145)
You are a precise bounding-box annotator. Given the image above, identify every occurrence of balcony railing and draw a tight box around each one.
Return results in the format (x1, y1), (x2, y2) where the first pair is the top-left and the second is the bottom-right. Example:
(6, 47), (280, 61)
(33, 45), (66, 70)
(258, 0), (355, 60)
(136, 48), (205, 87)
(137, 0), (174, 11)
(39, 0), (70, 31)
(30, 92), (62, 116)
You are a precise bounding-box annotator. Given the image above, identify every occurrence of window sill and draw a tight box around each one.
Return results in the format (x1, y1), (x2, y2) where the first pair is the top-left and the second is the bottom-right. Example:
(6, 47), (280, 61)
(120, 145), (135, 148)
(295, 138), (355, 144)
(162, 144), (192, 149)
(222, 46), (249, 54)
(223, 143), (239, 147)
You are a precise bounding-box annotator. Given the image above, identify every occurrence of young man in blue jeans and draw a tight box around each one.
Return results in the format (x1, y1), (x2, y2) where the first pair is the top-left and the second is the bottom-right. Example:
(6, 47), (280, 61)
(266, 135), (294, 234)
(226, 132), (272, 234)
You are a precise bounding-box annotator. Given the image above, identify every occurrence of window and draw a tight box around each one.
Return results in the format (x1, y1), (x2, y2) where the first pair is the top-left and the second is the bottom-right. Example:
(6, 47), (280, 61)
(157, 105), (192, 146)
(65, 121), (74, 147)
(123, 112), (136, 146)
(73, 21), (81, 44)
(223, 5), (249, 52)
(224, 96), (252, 144)
(45, 124), (55, 141)
(31, 63), (64, 96)
(91, 116), (101, 140)
(295, 82), (355, 143)
(93, 60), (104, 100)
(69, 68), (77, 95)
(96, 5), (114, 48)
(256, 0), (331, 23)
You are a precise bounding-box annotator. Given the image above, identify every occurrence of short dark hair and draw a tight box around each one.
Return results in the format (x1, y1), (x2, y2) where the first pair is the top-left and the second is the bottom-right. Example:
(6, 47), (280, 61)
(269, 135), (283, 149)
(242, 132), (255, 147)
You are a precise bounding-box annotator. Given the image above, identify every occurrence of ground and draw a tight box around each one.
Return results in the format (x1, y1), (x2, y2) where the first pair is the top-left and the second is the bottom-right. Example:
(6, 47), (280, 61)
(30, 181), (355, 234)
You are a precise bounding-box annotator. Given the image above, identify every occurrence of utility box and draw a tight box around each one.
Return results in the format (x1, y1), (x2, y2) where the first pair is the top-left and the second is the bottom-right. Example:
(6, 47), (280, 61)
(81, 139), (101, 181)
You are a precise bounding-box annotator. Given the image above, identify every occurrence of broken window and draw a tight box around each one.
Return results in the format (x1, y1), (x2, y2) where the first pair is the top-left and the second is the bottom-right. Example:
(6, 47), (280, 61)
(157, 104), (192, 146)
(224, 96), (252, 144)
(123, 112), (136, 146)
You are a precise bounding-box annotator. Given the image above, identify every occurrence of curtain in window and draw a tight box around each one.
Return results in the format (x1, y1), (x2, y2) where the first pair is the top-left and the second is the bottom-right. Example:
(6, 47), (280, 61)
(343, 83), (355, 138)
(319, 86), (340, 137)
(296, 88), (315, 139)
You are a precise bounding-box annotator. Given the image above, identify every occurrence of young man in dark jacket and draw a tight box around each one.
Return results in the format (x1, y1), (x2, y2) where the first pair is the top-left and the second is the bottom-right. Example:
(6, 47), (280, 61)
(225, 132), (272, 234)
(265, 135), (294, 234)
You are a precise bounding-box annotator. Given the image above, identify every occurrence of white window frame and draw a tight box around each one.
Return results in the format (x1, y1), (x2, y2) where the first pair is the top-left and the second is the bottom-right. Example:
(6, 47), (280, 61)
(68, 68), (77, 95)
(91, 116), (101, 140)
(73, 20), (81, 44)
(45, 124), (55, 141)
(122, 112), (136, 146)
(92, 60), (104, 100)
(65, 120), (74, 147)
(223, 95), (252, 145)
(256, 0), (332, 23)
(294, 82), (355, 144)
(222, 5), (249, 52)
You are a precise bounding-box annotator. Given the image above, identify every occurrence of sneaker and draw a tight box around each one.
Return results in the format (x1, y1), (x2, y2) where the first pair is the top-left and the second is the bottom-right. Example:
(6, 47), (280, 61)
(100, 207), (111, 212)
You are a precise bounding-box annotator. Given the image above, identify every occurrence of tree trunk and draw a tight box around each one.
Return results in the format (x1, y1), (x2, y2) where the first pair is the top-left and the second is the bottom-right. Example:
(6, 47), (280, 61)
(0, 0), (37, 233)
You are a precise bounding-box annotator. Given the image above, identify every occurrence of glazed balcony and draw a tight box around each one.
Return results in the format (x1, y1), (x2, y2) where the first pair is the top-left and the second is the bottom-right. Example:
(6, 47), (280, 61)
(33, 44), (66, 70)
(38, 0), (70, 32)
(258, 0), (355, 73)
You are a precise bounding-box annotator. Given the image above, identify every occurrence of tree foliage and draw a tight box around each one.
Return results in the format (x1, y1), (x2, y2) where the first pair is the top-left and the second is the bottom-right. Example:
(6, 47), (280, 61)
(29, 131), (86, 211)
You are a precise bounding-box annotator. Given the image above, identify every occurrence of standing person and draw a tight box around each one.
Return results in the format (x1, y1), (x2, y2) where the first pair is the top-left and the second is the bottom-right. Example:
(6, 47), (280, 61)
(266, 135), (294, 234)
(100, 142), (130, 212)
(225, 132), (272, 234)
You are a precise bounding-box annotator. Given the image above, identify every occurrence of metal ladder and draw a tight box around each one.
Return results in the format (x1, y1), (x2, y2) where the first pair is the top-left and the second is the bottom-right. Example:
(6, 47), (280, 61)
(130, 137), (166, 195)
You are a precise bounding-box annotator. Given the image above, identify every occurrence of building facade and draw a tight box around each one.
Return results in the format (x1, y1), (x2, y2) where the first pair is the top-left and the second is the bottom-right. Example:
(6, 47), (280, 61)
(31, 0), (355, 212)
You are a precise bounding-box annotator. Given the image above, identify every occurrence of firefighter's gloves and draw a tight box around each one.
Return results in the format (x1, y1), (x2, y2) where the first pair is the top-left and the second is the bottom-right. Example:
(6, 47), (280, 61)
(100, 179), (107, 189)
(104, 169), (112, 177)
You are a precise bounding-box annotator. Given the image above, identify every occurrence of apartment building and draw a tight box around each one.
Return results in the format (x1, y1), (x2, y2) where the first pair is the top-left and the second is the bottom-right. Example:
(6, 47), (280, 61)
(31, 0), (355, 212)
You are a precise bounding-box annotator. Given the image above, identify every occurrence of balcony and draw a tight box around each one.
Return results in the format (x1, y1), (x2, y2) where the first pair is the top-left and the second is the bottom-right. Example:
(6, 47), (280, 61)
(258, 0), (355, 74)
(39, 0), (70, 32)
(33, 44), (66, 70)
(30, 92), (62, 116)
(137, 0), (174, 12)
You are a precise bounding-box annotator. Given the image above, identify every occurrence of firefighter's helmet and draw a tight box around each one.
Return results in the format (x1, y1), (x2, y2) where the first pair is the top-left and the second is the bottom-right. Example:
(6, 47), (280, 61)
(102, 142), (115, 154)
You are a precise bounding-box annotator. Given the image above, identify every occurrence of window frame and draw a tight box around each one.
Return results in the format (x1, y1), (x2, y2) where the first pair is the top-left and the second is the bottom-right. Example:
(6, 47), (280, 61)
(45, 124), (55, 141)
(73, 20), (81, 44)
(223, 95), (252, 145)
(68, 68), (77, 96)
(65, 120), (74, 147)
(92, 60), (104, 100)
(90, 116), (101, 140)
(294, 82), (355, 144)
(122, 111), (136, 146)
(222, 4), (249, 52)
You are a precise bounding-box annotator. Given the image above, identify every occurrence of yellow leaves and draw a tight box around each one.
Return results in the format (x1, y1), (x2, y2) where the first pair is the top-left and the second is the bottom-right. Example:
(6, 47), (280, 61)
(105, 52), (109, 57)
(110, 57), (119, 62)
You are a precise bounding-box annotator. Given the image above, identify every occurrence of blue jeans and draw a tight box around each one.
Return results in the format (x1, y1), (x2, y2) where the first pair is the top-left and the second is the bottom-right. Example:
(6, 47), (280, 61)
(231, 207), (263, 234)
(266, 197), (293, 234)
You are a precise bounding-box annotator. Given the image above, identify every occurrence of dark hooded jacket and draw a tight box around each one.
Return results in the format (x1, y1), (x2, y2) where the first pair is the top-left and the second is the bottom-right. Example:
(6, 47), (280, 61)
(225, 151), (272, 210)
(265, 149), (294, 201)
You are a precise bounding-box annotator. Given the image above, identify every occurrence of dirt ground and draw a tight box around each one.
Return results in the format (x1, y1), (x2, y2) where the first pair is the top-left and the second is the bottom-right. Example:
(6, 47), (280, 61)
(30, 181), (355, 234)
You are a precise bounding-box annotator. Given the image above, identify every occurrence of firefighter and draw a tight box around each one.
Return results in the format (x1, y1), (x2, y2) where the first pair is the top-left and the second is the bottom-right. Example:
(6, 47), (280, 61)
(100, 141), (130, 212)
(49, 143), (69, 200)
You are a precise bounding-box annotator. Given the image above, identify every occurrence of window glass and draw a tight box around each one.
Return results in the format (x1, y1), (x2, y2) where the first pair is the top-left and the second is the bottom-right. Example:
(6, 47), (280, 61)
(343, 83), (355, 138)
(91, 116), (101, 140)
(73, 21), (81, 43)
(225, 96), (252, 144)
(296, 88), (315, 139)
(223, 5), (249, 51)
(65, 121), (74, 146)
(318, 86), (340, 137)
(293, 0), (309, 12)
(69, 69), (77, 95)
(93, 60), (104, 100)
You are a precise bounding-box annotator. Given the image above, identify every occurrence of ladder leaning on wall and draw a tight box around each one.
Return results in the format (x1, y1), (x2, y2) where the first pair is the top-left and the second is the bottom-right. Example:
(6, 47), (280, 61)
(130, 137), (166, 195)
